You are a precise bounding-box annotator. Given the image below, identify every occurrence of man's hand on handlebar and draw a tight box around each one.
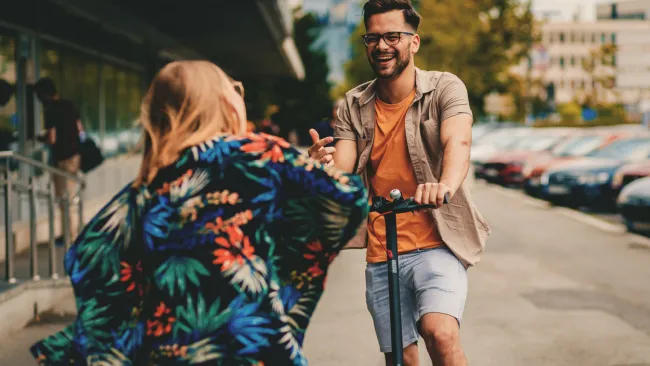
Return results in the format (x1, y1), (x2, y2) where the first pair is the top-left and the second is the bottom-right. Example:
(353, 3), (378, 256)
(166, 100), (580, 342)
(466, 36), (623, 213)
(308, 129), (335, 166)
(414, 182), (452, 209)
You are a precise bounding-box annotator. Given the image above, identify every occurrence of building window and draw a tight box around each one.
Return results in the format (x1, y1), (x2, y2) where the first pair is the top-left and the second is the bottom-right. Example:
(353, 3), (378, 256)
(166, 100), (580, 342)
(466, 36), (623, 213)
(560, 80), (565, 88)
(611, 33), (616, 44)
(601, 33), (606, 43)
(560, 56), (565, 68)
(570, 80), (575, 89)
(570, 56), (575, 66)
(591, 33), (596, 43)
(570, 32), (575, 43)
(0, 33), (17, 146)
(560, 33), (565, 43)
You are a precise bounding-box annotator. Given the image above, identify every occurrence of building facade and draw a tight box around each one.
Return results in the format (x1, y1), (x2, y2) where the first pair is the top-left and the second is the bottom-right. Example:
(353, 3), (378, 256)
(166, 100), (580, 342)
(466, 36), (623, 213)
(510, 20), (650, 112)
(1, 0), (304, 161)
(596, 0), (650, 20)
(1, 0), (304, 225)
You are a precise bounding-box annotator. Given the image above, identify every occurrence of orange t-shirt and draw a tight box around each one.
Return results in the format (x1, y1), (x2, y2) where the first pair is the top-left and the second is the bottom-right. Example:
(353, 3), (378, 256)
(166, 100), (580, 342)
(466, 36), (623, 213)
(366, 90), (443, 263)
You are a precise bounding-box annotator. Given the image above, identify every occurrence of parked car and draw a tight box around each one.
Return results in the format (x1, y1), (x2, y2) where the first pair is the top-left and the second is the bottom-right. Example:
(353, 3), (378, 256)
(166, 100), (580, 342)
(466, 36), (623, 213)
(612, 160), (650, 198)
(617, 176), (650, 232)
(481, 130), (574, 185)
(523, 131), (629, 196)
(540, 137), (650, 208)
(471, 127), (531, 179)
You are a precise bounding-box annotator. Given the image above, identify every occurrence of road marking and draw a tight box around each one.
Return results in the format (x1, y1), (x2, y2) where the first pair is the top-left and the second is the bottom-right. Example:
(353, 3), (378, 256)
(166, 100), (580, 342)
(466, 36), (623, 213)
(553, 207), (626, 234)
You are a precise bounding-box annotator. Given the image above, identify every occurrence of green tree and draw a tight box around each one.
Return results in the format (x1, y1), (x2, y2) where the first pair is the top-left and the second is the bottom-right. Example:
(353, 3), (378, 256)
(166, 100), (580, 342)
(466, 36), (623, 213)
(336, 0), (534, 118)
(557, 102), (582, 123)
(581, 43), (618, 105)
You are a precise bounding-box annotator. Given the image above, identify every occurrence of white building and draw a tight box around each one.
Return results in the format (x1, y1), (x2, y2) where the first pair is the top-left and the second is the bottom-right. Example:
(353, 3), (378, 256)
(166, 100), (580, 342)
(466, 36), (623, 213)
(596, 0), (650, 20)
(511, 20), (650, 109)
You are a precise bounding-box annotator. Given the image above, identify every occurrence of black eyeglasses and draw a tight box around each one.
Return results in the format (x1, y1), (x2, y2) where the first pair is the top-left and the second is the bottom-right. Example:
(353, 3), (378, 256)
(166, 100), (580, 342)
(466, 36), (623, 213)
(362, 31), (415, 47)
(232, 80), (245, 98)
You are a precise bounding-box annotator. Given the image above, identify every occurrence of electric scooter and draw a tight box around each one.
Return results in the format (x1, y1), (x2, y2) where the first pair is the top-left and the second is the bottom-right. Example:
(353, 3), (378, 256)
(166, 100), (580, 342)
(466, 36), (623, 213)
(369, 189), (449, 366)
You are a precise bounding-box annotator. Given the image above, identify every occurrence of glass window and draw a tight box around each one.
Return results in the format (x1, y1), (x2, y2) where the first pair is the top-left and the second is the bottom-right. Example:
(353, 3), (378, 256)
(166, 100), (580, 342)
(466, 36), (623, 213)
(127, 71), (143, 150)
(559, 33), (565, 43)
(560, 56), (565, 68)
(588, 138), (650, 161)
(611, 33), (616, 44)
(102, 63), (118, 156)
(116, 68), (129, 131)
(81, 61), (100, 133)
(116, 68), (131, 153)
(0, 33), (17, 151)
(60, 50), (84, 110)
(39, 43), (63, 91)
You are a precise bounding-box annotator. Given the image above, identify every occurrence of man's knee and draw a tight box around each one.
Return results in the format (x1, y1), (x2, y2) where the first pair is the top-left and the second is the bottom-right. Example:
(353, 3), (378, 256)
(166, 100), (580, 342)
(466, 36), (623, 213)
(419, 313), (461, 348)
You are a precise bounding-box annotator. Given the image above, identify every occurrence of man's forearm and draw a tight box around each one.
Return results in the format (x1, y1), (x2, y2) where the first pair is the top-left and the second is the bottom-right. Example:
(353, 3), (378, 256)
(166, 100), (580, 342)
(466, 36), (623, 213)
(439, 140), (470, 196)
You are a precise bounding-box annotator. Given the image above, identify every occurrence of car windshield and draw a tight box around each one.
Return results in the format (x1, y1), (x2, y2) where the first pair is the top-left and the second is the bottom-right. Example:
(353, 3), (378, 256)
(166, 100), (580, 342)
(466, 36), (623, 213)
(477, 130), (527, 148)
(586, 138), (650, 160)
(528, 135), (564, 152)
(555, 135), (606, 157)
(511, 135), (563, 152)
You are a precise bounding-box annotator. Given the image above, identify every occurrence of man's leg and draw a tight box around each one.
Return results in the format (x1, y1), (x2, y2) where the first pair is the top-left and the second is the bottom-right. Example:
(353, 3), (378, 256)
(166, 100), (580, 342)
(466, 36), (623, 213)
(412, 247), (468, 366)
(384, 343), (419, 366)
(419, 313), (466, 366)
(56, 155), (81, 243)
(365, 261), (420, 366)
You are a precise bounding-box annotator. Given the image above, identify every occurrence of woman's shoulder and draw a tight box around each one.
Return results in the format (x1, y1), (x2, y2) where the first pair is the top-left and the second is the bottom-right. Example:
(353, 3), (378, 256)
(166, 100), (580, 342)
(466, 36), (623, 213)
(184, 132), (303, 166)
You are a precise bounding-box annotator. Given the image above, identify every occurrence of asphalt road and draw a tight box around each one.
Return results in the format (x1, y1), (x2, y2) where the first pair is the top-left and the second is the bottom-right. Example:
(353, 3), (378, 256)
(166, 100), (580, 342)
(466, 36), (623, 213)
(2, 182), (650, 366)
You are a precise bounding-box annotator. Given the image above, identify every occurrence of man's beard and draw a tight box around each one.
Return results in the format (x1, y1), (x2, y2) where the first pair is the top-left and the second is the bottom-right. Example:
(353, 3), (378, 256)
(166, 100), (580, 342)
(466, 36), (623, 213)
(369, 48), (410, 80)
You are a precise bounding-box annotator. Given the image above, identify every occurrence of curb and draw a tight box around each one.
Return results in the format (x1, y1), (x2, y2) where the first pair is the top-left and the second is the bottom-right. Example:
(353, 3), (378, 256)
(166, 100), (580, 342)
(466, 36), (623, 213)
(482, 183), (650, 248)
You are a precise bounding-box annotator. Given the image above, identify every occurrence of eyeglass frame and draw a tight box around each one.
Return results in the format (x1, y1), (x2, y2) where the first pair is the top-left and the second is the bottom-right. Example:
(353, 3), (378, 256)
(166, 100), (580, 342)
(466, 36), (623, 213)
(361, 31), (415, 47)
(232, 80), (245, 98)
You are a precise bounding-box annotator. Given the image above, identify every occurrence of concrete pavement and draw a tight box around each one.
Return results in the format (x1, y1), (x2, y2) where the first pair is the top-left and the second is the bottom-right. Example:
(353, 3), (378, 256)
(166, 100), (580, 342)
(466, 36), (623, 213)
(2, 182), (650, 365)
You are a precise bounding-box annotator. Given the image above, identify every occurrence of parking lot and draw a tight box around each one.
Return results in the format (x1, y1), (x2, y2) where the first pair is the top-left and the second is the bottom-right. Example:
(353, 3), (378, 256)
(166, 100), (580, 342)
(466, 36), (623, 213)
(471, 123), (650, 238)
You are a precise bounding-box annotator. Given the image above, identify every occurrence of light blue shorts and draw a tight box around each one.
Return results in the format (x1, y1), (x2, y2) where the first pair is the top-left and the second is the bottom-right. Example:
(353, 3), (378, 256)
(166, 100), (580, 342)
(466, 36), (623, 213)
(365, 246), (468, 353)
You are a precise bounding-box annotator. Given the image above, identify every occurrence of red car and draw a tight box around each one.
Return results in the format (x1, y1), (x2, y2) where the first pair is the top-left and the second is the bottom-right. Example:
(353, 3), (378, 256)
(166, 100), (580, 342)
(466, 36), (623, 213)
(523, 131), (631, 196)
(482, 131), (574, 185)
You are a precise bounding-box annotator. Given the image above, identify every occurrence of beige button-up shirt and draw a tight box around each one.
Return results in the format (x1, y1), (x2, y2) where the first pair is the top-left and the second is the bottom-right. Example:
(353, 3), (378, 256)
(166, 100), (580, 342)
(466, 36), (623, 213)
(334, 68), (491, 268)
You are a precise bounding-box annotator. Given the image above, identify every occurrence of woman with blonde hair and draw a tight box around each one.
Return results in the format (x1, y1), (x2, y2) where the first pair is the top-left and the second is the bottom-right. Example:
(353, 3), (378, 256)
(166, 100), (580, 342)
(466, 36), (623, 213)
(30, 60), (368, 365)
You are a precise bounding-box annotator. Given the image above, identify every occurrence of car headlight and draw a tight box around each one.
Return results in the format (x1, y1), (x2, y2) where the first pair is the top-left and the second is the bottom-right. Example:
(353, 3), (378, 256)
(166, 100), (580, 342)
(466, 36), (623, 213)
(611, 170), (624, 189)
(578, 172), (610, 184)
(617, 188), (631, 204)
(541, 172), (550, 185)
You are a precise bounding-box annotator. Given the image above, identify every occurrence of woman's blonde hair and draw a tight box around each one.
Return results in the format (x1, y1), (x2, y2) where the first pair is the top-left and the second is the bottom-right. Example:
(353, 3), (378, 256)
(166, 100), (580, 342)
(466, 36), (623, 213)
(134, 60), (243, 187)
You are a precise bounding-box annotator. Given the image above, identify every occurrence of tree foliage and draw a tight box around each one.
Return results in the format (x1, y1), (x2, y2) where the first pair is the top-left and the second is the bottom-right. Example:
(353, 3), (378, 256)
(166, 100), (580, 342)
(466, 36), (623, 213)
(337, 0), (534, 117)
(581, 43), (618, 105)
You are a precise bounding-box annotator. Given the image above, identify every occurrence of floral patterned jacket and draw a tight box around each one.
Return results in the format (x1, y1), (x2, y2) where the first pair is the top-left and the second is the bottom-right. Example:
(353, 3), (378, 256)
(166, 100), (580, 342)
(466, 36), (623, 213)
(30, 133), (369, 365)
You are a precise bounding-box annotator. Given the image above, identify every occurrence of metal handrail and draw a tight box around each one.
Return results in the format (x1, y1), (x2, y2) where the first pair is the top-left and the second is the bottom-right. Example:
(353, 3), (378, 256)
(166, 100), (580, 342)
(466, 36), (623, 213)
(0, 150), (84, 183)
(1, 150), (86, 284)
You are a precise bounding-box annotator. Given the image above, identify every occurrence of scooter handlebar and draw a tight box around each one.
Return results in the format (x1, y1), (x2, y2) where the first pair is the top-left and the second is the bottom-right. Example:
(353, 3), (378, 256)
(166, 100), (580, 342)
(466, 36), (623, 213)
(370, 193), (449, 213)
